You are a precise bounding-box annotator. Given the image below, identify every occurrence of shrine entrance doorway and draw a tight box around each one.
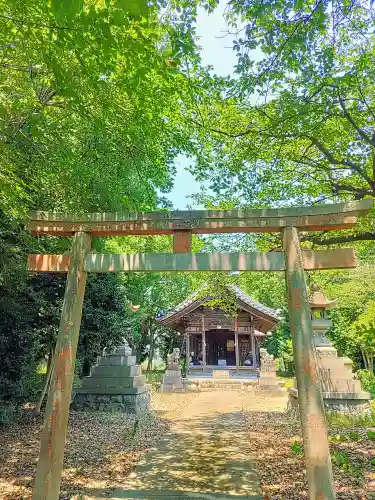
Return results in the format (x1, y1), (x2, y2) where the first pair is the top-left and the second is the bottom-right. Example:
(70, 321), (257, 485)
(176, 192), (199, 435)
(206, 330), (235, 366)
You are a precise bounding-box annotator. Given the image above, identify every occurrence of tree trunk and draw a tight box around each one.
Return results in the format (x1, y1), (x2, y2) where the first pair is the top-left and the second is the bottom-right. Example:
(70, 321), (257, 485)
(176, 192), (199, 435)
(35, 346), (54, 414)
(280, 356), (286, 372)
(82, 334), (91, 376)
(361, 348), (370, 370)
(363, 350), (374, 373)
(369, 355), (374, 373)
(146, 322), (154, 371)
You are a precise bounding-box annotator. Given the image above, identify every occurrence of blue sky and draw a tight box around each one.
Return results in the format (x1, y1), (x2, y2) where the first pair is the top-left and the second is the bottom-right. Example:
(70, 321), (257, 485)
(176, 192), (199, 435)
(165, 5), (238, 209)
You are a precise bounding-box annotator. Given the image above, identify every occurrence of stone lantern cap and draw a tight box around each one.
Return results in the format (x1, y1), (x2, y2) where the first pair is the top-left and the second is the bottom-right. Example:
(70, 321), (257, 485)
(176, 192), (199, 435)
(253, 330), (266, 338)
(308, 284), (338, 310)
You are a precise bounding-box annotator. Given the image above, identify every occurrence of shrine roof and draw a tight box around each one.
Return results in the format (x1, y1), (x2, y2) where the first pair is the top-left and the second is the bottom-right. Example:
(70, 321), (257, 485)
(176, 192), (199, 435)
(157, 284), (280, 329)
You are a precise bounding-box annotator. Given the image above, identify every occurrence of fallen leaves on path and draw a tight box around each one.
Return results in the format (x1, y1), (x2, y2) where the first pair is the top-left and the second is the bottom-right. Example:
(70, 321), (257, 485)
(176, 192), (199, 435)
(0, 393), (196, 499)
(1, 391), (373, 500)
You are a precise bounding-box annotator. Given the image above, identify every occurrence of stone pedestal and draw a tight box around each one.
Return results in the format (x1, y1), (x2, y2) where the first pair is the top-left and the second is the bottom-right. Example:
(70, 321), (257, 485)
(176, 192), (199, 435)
(73, 345), (151, 414)
(258, 348), (282, 391)
(160, 368), (183, 392)
(160, 348), (184, 392)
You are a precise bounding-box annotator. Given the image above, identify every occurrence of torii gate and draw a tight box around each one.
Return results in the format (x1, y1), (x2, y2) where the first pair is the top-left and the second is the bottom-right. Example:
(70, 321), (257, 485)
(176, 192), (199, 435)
(27, 199), (373, 500)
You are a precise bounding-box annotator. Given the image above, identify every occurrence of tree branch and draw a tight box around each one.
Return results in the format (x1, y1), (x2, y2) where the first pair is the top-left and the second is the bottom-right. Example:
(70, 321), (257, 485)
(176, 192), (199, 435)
(355, 74), (375, 122)
(301, 232), (375, 245)
(307, 136), (374, 186)
(0, 14), (82, 31)
(188, 117), (255, 138)
(336, 89), (374, 147)
(332, 183), (373, 199)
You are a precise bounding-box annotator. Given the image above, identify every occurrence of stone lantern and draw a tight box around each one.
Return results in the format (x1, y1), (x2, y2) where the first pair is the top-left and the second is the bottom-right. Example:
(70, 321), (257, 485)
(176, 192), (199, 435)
(309, 283), (338, 353)
(288, 284), (370, 413)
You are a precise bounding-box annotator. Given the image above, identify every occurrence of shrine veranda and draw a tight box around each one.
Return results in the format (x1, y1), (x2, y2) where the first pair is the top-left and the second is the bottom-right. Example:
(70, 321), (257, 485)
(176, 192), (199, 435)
(28, 199), (373, 500)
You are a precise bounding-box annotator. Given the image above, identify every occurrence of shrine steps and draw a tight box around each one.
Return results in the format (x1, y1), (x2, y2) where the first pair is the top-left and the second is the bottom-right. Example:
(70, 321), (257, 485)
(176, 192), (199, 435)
(185, 378), (259, 391)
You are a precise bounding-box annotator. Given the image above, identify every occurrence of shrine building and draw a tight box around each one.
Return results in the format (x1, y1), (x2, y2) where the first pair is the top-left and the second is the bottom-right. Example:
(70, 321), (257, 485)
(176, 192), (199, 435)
(158, 285), (280, 375)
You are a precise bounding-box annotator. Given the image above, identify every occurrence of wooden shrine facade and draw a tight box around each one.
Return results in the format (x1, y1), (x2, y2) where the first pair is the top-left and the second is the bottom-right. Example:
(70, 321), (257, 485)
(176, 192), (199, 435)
(27, 198), (374, 500)
(158, 286), (279, 373)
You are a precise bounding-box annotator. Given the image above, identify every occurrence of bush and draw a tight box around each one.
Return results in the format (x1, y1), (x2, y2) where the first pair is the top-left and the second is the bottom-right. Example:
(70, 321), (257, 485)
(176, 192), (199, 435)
(144, 370), (164, 390)
(357, 369), (375, 396)
(0, 402), (19, 427)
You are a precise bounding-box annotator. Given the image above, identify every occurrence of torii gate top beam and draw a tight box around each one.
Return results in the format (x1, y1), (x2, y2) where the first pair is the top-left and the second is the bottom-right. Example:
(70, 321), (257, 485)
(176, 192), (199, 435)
(27, 199), (373, 236)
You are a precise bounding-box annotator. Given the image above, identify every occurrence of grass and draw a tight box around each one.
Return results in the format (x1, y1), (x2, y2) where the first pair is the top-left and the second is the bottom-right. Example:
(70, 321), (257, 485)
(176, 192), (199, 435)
(326, 410), (375, 428)
(278, 376), (294, 388)
(329, 430), (361, 442)
(290, 439), (304, 457)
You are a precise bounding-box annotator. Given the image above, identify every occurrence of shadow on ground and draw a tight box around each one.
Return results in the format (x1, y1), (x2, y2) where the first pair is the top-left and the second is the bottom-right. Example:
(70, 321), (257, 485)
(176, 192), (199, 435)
(103, 409), (263, 500)
(83, 488), (262, 499)
(1, 392), (269, 499)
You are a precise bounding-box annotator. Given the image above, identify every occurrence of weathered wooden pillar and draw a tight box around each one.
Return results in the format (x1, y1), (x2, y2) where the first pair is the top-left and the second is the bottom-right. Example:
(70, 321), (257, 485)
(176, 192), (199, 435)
(250, 319), (256, 368)
(283, 226), (335, 500)
(234, 331), (239, 372)
(186, 332), (190, 375)
(201, 313), (206, 369)
(33, 232), (91, 500)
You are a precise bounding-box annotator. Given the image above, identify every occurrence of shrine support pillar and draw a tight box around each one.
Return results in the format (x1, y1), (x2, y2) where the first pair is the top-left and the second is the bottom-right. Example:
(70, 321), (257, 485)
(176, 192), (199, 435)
(201, 313), (206, 370)
(251, 320), (256, 368)
(235, 332), (240, 371)
(186, 332), (190, 375)
(283, 226), (335, 500)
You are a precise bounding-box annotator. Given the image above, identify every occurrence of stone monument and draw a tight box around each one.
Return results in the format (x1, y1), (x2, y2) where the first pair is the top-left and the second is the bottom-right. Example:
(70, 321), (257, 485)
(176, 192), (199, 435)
(160, 348), (184, 392)
(258, 348), (281, 390)
(288, 285), (370, 412)
(73, 341), (151, 414)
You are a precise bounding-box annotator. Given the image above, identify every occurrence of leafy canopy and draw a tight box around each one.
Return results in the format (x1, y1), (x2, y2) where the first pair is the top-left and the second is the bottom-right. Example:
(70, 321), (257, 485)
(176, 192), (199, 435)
(0, 0), (203, 215)
(186, 0), (375, 245)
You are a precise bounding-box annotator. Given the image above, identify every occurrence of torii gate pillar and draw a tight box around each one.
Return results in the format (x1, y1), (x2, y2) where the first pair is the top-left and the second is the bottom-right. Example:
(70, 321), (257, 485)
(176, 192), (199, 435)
(33, 232), (91, 500)
(283, 227), (335, 499)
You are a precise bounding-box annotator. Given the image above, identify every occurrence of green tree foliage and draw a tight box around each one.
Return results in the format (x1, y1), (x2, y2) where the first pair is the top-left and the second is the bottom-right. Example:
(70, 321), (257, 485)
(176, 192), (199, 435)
(351, 302), (375, 372)
(0, 0), (208, 405)
(124, 271), (194, 366)
(0, 0), (201, 214)
(180, 0), (375, 373)
(187, 0), (375, 246)
(79, 273), (130, 375)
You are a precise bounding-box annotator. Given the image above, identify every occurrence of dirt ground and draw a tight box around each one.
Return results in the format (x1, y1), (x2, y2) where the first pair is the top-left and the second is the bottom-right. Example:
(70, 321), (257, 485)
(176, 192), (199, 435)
(0, 390), (374, 499)
(0, 393), (197, 499)
(245, 411), (375, 499)
(241, 389), (375, 499)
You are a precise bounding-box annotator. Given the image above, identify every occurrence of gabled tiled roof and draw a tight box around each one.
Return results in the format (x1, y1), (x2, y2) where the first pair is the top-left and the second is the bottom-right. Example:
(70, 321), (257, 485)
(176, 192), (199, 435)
(157, 284), (280, 323)
(228, 285), (280, 320)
